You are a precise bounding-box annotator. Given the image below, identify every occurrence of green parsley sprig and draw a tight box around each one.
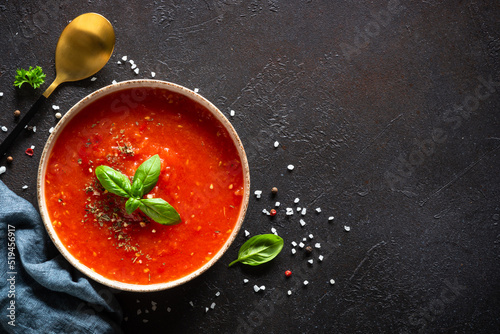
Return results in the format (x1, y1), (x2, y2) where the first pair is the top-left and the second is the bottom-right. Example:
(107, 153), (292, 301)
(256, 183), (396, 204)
(14, 66), (46, 89)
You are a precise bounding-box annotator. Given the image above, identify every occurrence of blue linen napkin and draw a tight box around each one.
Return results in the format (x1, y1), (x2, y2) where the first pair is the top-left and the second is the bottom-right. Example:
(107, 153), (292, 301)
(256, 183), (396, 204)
(0, 181), (123, 333)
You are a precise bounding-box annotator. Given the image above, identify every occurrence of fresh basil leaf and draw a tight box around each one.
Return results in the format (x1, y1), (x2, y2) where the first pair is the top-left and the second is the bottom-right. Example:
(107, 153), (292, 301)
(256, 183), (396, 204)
(131, 179), (144, 198)
(228, 234), (284, 267)
(139, 198), (181, 225)
(132, 154), (161, 197)
(95, 165), (131, 198)
(125, 197), (141, 214)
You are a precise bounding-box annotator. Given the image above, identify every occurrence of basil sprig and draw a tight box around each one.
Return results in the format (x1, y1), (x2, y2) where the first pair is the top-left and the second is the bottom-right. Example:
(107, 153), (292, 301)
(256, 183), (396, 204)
(228, 234), (284, 267)
(95, 155), (181, 225)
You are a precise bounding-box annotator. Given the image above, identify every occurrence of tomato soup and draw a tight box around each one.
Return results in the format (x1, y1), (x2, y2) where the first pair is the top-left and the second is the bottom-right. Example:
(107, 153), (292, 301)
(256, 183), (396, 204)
(44, 87), (245, 285)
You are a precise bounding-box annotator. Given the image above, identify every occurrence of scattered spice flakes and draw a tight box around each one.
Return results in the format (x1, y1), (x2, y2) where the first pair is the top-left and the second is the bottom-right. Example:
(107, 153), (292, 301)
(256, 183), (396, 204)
(25, 148), (34, 156)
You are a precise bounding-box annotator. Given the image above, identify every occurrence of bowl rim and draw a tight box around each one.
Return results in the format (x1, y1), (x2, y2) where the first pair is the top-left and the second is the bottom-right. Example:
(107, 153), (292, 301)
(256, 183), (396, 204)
(37, 79), (250, 292)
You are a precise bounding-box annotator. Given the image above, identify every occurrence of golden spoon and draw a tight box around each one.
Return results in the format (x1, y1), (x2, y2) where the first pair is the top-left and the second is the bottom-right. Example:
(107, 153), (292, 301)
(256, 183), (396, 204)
(0, 13), (115, 157)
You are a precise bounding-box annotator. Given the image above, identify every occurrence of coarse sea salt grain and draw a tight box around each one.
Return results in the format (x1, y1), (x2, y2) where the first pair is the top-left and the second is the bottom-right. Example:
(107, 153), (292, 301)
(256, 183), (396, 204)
(271, 227), (277, 234)
(112, 80), (117, 84)
(308, 259), (313, 265)
(1, 126), (7, 132)
(31, 145), (35, 150)
(32, 126), (36, 133)
(131, 63), (137, 70)
(91, 77), (97, 81)
(318, 255), (324, 262)
(129, 59), (134, 64)
(243, 279), (249, 284)
(194, 88), (199, 93)
(205, 307), (209, 313)
(167, 307), (172, 312)
(309, 234), (314, 239)
(260, 285), (266, 291)
(52, 105), (60, 110)
(189, 301), (194, 307)
(294, 198), (300, 203)
(291, 241), (297, 247)
(287, 164), (294, 171)
(215, 291), (220, 297)
(22, 185), (28, 190)
(330, 279), (335, 285)
(117, 61), (122, 65)
(297, 207), (301, 211)
(262, 209), (270, 215)
(301, 208), (307, 216)
(299, 242), (305, 248)
(315, 243), (321, 249)
(230, 110), (235, 117)
(244, 230), (250, 237)
(275, 201), (280, 207)
(122, 56), (127, 61)
(0, 166), (6, 175)
(253, 285), (260, 292)
(49, 127), (54, 134)
(299, 219), (306, 227)
(303, 280), (309, 286)
(274, 141), (279, 148)
(143, 319), (149, 323)
(210, 302), (216, 309)
(344, 226), (351, 232)
(291, 248), (296, 255)
(254, 190), (262, 198)
(286, 208), (294, 216)
(0, 92), (3, 97)
(302, 238), (307, 242)
(328, 216), (334, 221)
(287, 290), (292, 296)
(316, 207), (321, 213)
(134, 68), (139, 75)
(151, 72), (156, 78)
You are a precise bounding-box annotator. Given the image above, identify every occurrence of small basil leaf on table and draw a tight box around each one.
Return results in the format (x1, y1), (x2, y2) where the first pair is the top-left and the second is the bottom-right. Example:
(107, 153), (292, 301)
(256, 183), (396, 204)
(132, 154), (161, 197)
(125, 197), (141, 214)
(139, 198), (181, 225)
(228, 234), (284, 267)
(95, 165), (131, 198)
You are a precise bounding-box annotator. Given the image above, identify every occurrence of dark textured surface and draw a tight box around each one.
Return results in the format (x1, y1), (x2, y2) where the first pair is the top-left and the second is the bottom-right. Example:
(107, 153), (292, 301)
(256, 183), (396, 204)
(1, 1), (499, 333)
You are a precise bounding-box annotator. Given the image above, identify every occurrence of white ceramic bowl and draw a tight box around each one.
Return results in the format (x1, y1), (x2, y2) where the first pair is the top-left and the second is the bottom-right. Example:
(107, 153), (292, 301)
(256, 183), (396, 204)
(37, 80), (250, 292)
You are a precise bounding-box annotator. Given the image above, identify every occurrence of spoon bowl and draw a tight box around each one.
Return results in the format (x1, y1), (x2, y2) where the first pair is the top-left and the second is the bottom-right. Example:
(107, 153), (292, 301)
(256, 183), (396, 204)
(43, 13), (115, 97)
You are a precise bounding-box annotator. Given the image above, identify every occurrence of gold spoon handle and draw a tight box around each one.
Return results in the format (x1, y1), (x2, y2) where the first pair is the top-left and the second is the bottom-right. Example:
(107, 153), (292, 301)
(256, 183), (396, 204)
(43, 76), (63, 98)
(0, 95), (48, 158)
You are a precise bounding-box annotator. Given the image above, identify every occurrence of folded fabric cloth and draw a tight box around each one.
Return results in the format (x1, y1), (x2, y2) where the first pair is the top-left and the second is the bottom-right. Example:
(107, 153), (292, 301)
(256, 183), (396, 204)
(0, 181), (123, 334)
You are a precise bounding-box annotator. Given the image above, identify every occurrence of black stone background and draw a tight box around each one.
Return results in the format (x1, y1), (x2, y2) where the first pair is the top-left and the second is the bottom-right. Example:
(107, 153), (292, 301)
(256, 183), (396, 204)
(1, 1), (499, 333)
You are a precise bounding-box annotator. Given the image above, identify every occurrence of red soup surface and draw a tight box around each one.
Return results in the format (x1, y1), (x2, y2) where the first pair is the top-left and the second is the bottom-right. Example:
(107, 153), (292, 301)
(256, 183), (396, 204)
(45, 87), (245, 285)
